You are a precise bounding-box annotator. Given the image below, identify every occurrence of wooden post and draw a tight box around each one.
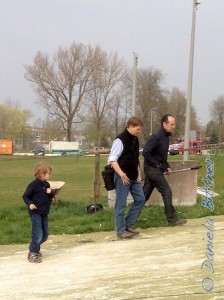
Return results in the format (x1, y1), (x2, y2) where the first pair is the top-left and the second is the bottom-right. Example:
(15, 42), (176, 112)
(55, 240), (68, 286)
(93, 153), (101, 211)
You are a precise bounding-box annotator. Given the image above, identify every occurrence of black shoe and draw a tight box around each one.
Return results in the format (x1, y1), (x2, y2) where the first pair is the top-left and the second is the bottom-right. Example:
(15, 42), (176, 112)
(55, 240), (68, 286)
(169, 219), (187, 226)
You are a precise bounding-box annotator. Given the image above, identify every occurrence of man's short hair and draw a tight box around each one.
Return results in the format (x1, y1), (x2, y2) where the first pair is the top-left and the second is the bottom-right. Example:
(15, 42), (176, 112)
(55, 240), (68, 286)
(127, 117), (143, 128)
(160, 114), (175, 126)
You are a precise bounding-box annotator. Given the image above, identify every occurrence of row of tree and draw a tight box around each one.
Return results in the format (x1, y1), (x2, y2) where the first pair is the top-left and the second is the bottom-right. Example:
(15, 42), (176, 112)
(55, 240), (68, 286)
(24, 42), (200, 146)
(1, 42), (224, 148)
(0, 101), (31, 137)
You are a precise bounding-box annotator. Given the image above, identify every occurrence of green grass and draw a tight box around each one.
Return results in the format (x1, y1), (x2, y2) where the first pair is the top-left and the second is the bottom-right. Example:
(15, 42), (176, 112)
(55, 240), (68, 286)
(0, 153), (224, 244)
(0, 154), (108, 206)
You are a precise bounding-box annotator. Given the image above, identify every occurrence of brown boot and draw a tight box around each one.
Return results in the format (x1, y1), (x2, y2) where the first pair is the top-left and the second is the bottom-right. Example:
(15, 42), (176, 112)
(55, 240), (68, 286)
(117, 230), (135, 239)
(28, 252), (42, 263)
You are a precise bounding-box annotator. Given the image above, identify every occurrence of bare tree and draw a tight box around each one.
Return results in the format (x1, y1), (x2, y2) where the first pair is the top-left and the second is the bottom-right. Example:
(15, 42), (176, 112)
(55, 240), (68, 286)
(84, 51), (127, 146)
(168, 88), (187, 139)
(25, 43), (103, 141)
(205, 120), (219, 143)
(167, 88), (198, 140)
(210, 95), (224, 141)
(43, 116), (65, 141)
(108, 94), (130, 138)
(136, 67), (168, 142)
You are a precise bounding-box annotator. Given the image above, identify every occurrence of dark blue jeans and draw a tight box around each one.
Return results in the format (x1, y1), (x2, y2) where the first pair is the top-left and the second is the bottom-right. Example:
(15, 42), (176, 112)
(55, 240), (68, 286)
(29, 214), (49, 253)
(114, 173), (145, 234)
(143, 165), (177, 223)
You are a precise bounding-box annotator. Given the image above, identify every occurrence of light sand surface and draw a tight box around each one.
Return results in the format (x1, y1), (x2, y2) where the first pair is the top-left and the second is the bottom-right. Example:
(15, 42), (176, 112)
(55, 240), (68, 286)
(1, 217), (224, 300)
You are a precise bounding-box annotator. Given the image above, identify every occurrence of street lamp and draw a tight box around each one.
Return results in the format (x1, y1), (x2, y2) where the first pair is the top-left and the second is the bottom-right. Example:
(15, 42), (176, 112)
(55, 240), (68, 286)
(183, 0), (201, 161)
(132, 52), (138, 116)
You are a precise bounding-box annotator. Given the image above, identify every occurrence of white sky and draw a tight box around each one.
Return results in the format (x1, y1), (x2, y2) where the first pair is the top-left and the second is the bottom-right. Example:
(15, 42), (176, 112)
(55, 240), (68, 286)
(0, 0), (223, 126)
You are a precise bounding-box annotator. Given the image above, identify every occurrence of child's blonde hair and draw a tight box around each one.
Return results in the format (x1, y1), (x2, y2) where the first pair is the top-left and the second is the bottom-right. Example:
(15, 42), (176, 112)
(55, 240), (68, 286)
(34, 162), (52, 179)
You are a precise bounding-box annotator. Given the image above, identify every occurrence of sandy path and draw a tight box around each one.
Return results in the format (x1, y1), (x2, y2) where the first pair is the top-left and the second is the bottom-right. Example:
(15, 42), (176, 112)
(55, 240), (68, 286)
(1, 217), (224, 300)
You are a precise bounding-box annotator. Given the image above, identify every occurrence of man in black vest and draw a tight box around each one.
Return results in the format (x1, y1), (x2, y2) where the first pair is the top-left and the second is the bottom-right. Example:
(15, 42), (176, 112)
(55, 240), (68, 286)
(143, 114), (187, 226)
(108, 117), (145, 238)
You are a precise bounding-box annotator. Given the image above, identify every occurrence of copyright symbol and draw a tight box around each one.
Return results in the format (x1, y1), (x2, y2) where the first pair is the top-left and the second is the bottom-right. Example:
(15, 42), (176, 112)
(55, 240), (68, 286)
(202, 277), (213, 292)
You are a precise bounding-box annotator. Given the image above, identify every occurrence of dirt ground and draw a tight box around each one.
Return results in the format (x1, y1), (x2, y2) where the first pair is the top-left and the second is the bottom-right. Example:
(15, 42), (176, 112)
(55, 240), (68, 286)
(1, 216), (224, 300)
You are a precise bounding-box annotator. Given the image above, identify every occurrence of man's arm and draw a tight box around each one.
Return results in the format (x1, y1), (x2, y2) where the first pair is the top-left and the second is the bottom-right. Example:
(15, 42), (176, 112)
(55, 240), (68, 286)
(142, 135), (160, 167)
(108, 139), (130, 185)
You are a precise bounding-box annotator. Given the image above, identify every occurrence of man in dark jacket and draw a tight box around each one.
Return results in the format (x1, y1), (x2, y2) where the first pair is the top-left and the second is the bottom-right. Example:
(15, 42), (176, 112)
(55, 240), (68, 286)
(142, 114), (186, 226)
(108, 117), (145, 238)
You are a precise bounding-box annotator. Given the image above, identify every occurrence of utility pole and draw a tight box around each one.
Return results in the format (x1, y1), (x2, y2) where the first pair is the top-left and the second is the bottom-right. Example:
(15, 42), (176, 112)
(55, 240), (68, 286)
(150, 108), (156, 136)
(183, 0), (201, 161)
(132, 52), (138, 116)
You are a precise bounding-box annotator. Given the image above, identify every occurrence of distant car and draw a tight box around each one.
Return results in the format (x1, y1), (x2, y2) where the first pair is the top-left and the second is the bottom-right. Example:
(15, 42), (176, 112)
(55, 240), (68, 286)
(169, 140), (202, 155)
(33, 146), (45, 156)
(169, 143), (184, 155)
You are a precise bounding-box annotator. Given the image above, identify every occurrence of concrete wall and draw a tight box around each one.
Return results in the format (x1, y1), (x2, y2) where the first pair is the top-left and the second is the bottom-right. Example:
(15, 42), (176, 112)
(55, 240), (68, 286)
(108, 160), (198, 208)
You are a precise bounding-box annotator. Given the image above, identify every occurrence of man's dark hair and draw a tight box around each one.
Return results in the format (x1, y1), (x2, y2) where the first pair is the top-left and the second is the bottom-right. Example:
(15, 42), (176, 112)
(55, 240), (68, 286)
(160, 114), (175, 126)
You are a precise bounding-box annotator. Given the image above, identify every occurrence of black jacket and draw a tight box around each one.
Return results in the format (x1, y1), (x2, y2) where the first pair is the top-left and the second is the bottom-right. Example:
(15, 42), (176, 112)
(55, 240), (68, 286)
(142, 127), (171, 172)
(23, 179), (55, 216)
(117, 129), (140, 180)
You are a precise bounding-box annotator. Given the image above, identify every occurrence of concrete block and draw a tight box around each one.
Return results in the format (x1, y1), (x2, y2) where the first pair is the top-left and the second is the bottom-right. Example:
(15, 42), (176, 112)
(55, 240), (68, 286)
(108, 160), (198, 208)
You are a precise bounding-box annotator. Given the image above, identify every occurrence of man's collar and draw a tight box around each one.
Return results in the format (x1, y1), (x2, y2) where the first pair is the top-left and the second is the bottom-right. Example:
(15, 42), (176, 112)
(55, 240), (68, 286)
(160, 126), (172, 137)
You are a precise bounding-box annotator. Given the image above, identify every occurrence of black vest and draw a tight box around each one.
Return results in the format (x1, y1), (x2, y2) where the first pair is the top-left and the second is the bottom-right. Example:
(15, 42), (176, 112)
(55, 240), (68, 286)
(117, 129), (139, 180)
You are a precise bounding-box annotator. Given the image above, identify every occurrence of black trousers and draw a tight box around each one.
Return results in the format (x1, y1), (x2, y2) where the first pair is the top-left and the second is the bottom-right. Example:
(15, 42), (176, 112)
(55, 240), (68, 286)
(143, 165), (177, 223)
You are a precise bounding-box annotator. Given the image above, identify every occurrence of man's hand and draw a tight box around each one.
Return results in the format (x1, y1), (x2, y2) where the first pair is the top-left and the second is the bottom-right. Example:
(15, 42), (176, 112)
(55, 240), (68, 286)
(165, 168), (172, 175)
(137, 173), (142, 183)
(120, 173), (130, 185)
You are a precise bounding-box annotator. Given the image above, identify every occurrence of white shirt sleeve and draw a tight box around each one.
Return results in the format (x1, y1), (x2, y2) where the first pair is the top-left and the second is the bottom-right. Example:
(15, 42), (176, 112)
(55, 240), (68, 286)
(108, 138), (123, 163)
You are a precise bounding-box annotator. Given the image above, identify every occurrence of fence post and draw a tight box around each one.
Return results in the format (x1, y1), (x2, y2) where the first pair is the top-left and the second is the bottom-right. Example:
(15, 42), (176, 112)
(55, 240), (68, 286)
(93, 153), (101, 209)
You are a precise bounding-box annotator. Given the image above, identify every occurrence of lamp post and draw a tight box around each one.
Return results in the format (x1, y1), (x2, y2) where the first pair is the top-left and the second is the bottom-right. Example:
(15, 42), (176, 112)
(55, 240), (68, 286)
(132, 52), (138, 116)
(183, 0), (201, 161)
(150, 108), (156, 136)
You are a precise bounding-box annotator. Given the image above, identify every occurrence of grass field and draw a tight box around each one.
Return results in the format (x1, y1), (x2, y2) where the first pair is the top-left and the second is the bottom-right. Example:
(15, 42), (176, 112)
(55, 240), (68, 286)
(0, 154), (108, 205)
(0, 153), (224, 244)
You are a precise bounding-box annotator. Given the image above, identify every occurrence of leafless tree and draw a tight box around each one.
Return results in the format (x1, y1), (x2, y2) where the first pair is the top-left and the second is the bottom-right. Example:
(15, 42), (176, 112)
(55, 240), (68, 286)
(43, 116), (65, 141)
(168, 88), (187, 139)
(136, 67), (168, 142)
(210, 95), (224, 141)
(167, 88), (198, 140)
(108, 94), (130, 138)
(25, 43), (103, 141)
(84, 51), (127, 146)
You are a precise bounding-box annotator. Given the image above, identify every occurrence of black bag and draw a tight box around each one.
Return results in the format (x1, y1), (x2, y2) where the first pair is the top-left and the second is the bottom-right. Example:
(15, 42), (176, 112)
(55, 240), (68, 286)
(101, 165), (115, 191)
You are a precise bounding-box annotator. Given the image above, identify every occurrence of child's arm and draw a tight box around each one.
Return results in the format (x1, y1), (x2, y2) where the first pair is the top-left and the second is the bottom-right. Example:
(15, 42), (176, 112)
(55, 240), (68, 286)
(29, 204), (37, 210)
(22, 181), (36, 209)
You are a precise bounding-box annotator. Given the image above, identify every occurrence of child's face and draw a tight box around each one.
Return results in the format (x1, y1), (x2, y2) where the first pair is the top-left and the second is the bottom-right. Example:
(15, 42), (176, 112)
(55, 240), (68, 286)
(41, 171), (51, 181)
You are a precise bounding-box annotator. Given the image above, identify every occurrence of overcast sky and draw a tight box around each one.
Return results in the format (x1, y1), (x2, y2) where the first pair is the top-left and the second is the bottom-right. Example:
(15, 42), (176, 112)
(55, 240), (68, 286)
(0, 0), (223, 126)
